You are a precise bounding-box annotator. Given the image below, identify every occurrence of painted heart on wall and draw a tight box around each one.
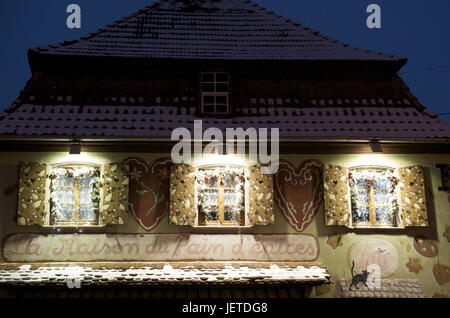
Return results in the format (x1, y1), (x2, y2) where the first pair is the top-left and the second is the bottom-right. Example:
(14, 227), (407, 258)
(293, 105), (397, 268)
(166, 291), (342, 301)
(274, 159), (323, 232)
(123, 157), (172, 231)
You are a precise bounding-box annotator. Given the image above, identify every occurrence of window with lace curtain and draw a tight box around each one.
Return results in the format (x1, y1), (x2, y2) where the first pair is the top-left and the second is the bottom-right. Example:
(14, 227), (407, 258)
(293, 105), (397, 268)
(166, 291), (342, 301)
(196, 166), (245, 226)
(349, 167), (399, 227)
(49, 165), (101, 226)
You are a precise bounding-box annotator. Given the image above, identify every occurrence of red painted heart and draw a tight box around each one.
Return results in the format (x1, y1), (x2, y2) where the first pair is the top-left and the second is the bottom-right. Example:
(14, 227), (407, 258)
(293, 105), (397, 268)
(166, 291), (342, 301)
(123, 157), (172, 231)
(274, 159), (323, 232)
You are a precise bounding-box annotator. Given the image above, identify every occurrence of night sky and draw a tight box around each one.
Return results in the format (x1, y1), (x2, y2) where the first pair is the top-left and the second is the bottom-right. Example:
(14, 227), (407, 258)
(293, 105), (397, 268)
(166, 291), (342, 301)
(0, 0), (449, 119)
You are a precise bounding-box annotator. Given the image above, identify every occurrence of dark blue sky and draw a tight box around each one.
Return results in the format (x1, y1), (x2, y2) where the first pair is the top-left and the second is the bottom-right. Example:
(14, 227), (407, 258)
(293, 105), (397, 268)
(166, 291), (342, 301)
(0, 0), (449, 118)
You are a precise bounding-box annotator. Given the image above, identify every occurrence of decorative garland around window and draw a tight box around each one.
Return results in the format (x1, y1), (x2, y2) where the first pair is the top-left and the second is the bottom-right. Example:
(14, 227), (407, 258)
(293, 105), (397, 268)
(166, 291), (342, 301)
(49, 166), (101, 224)
(349, 168), (399, 225)
(196, 167), (245, 224)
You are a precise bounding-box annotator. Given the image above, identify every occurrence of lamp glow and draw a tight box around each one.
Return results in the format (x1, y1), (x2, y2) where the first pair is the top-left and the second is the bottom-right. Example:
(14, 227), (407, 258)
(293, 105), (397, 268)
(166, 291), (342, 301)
(193, 154), (249, 168)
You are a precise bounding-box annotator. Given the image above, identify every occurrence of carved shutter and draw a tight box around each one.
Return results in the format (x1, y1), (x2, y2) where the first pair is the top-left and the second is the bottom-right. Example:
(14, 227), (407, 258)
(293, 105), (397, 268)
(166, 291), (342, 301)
(17, 161), (48, 226)
(169, 164), (196, 226)
(100, 163), (129, 225)
(323, 164), (351, 227)
(247, 165), (275, 225)
(399, 166), (428, 227)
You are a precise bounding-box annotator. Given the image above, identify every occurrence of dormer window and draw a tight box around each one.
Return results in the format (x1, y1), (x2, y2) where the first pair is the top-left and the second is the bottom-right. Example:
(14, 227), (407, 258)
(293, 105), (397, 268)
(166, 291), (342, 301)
(201, 72), (229, 114)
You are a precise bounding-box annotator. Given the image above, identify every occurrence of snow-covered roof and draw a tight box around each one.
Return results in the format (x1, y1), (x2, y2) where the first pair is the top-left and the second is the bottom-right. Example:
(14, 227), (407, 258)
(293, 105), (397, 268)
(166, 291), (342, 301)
(30, 0), (404, 62)
(1, 1), (448, 141)
(0, 104), (448, 139)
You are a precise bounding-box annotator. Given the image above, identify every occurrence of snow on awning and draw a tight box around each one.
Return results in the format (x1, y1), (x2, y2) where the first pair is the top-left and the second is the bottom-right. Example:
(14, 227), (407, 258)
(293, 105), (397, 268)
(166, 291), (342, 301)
(0, 262), (330, 287)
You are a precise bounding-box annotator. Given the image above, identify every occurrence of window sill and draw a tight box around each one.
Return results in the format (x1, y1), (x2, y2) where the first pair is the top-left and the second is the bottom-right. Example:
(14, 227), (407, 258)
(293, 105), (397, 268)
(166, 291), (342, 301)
(41, 225), (105, 228)
(190, 226), (254, 234)
(39, 225), (107, 233)
(351, 225), (400, 230)
(349, 225), (410, 234)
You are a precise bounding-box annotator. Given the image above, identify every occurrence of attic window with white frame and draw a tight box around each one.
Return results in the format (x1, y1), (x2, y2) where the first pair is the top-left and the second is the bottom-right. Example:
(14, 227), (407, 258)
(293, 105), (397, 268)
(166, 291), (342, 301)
(200, 72), (229, 114)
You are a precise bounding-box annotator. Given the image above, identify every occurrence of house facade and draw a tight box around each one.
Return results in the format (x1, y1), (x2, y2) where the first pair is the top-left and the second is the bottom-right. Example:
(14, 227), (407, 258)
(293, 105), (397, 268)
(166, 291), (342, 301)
(0, 0), (449, 298)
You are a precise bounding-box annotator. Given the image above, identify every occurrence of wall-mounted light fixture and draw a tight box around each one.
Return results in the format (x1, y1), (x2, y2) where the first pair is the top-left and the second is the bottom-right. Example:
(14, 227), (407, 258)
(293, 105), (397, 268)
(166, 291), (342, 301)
(69, 143), (82, 155)
(369, 142), (383, 153)
(436, 164), (449, 191)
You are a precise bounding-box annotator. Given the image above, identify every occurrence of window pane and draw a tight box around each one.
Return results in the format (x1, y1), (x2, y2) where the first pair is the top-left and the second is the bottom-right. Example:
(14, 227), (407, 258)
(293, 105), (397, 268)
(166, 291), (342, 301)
(205, 206), (219, 221)
(216, 105), (228, 113)
(216, 73), (228, 82)
(201, 73), (214, 82)
(216, 83), (229, 92)
(203, 95), (215, 104)
(55, 176), (74, 187)
(79, 176), (92, 187)
(373, 178), (389, 190)
(216, 95), (227, 104)
(54, 187), (74, 203)
(203, 105), (215, 113)
(202, 83), (215, 92)
(224, 190), (240, 205)
(375, 207), (393, 223)
(224, 191), (234, 205)
(356, 191), (369, 206)
(204, 175), (218, 188)
(353, 206), (370, 223)
(55, 205), (73, 221)
(204, 191), (218, 205)
(224, 173), (238, 188)
(355, 178), (369, 189)
(78, 205), (96, 221)
(79, 187), (91, 204)
(374, 191), (389, 206)
(224, 206), (236, 221)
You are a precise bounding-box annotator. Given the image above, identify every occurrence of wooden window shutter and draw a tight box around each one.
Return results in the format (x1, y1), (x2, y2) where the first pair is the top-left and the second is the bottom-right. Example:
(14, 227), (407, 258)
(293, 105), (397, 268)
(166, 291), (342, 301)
(99, 163), (129, 225)
(247, 165), (275, 225)
(399, 166), (428, 227)
(323, 164), (351, 227)
(169, 164), (196, 226)
(17, 161), (48, 226)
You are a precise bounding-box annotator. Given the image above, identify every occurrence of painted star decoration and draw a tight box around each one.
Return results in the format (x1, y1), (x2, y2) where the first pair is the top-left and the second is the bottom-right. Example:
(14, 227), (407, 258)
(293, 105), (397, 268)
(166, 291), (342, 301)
(444, 226), (450, 243)
(326, 234), (343, 249)
(406, 258), (423, 274)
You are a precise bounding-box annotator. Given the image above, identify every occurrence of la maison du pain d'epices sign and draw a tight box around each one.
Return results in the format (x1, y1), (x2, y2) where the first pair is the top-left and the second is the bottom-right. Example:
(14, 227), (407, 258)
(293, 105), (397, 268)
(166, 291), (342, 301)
(3, 234), (318, 262)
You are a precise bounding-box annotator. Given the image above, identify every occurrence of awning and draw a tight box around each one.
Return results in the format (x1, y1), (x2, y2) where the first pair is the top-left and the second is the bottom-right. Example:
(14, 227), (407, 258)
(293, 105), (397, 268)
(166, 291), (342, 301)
(0, 262), (330, 288)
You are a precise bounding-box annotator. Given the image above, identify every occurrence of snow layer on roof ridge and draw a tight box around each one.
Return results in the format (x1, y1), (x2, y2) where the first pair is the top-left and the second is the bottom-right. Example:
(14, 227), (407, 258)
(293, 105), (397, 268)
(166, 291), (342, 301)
(30, 0), (404, 61)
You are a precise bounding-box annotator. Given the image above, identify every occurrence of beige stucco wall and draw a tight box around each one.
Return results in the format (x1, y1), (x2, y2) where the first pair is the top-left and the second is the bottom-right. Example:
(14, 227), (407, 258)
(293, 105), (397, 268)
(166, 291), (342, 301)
(0, 151), (449, 298)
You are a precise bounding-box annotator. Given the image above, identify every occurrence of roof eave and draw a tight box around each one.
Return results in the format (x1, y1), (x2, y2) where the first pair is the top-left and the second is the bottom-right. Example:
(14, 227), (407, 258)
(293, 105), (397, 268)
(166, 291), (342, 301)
(28, 49), (407, 75)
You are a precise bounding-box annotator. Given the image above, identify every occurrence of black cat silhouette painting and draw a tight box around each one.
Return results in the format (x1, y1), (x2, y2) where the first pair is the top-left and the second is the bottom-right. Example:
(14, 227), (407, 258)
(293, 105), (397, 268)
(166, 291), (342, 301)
(349, 260), (370, 290)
